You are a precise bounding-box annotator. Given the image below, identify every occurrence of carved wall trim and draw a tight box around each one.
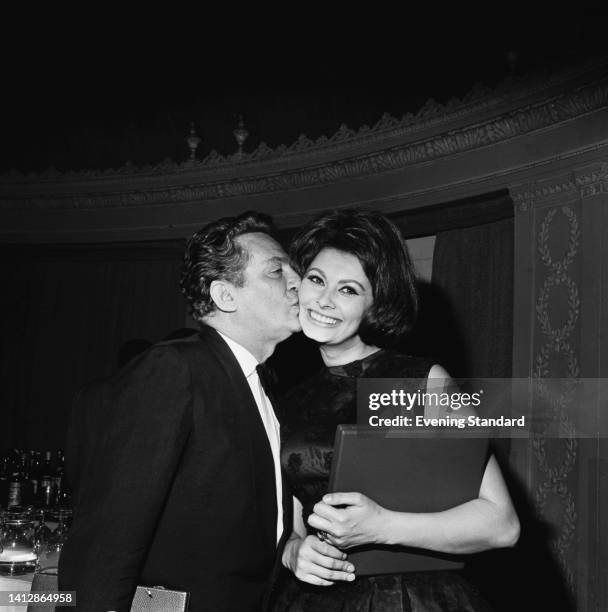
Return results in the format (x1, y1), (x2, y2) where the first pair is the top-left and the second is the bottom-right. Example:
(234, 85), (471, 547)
(531, 204), (582, 597)
(512, 162), (608, 211)
(1, 71), (606, 213)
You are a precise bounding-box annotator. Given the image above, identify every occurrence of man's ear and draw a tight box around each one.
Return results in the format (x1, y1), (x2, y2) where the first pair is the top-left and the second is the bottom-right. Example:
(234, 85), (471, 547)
(209, 280), (237, 313)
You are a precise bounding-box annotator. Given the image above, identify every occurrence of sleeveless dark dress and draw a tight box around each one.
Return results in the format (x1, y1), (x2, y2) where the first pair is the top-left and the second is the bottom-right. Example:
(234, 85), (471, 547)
(274, 349), (491, 612)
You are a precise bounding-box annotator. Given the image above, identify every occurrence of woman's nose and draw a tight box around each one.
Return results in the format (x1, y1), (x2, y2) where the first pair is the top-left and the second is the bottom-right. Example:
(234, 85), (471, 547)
(317, 287), (335, 309)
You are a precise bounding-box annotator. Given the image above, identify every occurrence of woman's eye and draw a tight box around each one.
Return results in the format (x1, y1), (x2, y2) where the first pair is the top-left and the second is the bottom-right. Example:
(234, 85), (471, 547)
(269, 268), (282, 276)
(340, 286), (358, 295)
(307, 274), (323, 285)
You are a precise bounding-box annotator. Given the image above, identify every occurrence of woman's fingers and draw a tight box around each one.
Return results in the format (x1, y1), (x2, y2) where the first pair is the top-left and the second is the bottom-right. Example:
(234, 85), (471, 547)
(310, 536), (346, 560)
(309, 548), (353, 573)
(307, 511), (333, 533)
(307, 568), (356, 583)
(312, 501), (343, 521)
(299, 564), (355, 584)
(323, 492), (363, 506)
(295, 535), (356, 585)
(304, 576), (334, 586)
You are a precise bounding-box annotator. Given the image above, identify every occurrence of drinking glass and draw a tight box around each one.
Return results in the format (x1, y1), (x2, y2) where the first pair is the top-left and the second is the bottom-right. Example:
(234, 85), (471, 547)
(37, 508), (72, 570)
(0, 506), (37, 575)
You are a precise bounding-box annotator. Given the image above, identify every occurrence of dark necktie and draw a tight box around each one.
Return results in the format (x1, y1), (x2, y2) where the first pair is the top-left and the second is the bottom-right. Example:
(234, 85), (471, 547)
(256, 363), (273, 399)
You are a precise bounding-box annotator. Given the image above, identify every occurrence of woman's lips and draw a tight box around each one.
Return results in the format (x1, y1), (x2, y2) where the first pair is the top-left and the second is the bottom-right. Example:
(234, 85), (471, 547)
(307, 309), (340, 327)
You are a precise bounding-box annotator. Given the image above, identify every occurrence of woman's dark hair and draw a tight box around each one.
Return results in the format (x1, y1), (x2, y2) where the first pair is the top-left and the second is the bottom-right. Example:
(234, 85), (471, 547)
(180, 210), (275, 323)
(290, 208), (418, 348)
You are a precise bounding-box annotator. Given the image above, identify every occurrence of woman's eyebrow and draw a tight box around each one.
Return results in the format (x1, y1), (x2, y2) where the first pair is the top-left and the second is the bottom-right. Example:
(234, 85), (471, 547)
(307, 267), (326, 276)
(338, 279), (366, 290)
(308, 267), (366, 290)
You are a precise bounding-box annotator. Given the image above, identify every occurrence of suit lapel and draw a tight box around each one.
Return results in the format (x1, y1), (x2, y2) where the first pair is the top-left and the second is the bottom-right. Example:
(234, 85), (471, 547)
(198, 326), (278, 549)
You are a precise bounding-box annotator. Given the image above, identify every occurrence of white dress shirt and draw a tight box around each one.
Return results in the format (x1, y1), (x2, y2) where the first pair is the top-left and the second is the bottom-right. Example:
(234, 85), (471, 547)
(217, 332), (283, 545)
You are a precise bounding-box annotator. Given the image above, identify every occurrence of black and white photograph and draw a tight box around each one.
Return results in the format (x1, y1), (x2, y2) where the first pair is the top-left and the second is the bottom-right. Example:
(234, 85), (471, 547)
(0, 14), (606, 612)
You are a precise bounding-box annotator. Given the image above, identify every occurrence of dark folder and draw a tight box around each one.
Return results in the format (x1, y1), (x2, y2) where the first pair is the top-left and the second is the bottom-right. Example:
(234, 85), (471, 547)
(328, 425), (489, 575)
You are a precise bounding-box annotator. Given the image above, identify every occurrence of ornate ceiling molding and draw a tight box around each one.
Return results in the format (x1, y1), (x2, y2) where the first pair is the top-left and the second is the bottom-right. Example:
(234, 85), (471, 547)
(3, 59), (604, 183)
(1, 62), (607, 213)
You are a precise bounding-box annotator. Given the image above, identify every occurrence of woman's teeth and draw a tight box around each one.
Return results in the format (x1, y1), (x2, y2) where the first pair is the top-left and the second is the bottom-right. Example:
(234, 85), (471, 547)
(309, 310), (339, 326)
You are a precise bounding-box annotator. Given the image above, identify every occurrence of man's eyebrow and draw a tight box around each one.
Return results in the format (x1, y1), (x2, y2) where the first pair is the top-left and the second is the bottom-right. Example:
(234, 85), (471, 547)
(266, 255), (288, 264)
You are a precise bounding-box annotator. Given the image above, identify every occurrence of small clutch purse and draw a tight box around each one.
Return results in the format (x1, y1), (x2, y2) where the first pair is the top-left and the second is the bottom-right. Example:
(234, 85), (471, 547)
(130, 586), (189, 612)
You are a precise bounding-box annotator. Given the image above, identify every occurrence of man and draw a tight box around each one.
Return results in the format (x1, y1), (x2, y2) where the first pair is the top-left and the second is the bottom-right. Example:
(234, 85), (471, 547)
(58, 211), (301, 611)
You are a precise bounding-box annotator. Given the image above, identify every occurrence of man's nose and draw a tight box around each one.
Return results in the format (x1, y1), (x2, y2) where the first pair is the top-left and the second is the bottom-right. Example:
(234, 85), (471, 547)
(285, 267), (301, 292)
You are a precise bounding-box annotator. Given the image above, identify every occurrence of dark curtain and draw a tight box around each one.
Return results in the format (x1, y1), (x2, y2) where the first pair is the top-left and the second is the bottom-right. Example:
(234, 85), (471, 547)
(386, 192), (514, 379)
(418, 217), (514, 378)
(398, 214), (515, 478)
(0, 243), (186, 451)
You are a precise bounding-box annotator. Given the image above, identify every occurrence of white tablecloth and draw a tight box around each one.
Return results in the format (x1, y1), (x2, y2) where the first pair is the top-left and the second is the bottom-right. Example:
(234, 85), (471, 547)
(0, 572), (34, 612)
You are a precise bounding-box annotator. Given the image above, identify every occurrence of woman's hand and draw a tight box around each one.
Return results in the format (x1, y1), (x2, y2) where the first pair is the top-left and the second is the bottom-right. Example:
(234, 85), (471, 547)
(307, 492), (387, 549)
(282, 534), (356, 586)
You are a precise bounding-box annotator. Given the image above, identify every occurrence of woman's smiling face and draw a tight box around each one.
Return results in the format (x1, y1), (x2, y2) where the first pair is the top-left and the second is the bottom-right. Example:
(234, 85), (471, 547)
(298, 247), (374, 350)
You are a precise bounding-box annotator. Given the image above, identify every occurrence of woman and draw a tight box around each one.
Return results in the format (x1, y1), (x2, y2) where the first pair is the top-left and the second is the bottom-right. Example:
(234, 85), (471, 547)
(275, 209), (519, 611)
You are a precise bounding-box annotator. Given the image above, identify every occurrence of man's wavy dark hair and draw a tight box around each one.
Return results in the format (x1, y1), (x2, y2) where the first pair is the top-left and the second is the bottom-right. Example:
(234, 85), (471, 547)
(180, 211), (275, 323)
(290, 208), (418, 348)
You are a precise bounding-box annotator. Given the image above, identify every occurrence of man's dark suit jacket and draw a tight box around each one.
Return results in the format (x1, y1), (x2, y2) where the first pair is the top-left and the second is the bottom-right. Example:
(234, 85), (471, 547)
(59, 326), (292, 611)
(64, 375), (109, 510)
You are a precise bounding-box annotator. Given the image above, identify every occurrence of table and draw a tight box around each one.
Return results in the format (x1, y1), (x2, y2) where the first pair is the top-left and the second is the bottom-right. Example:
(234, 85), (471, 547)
(0, 571), (34, 612)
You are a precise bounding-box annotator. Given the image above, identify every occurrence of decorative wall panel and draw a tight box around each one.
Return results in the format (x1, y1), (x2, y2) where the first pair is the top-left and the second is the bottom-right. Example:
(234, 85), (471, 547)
(512, 162), (608, 610)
